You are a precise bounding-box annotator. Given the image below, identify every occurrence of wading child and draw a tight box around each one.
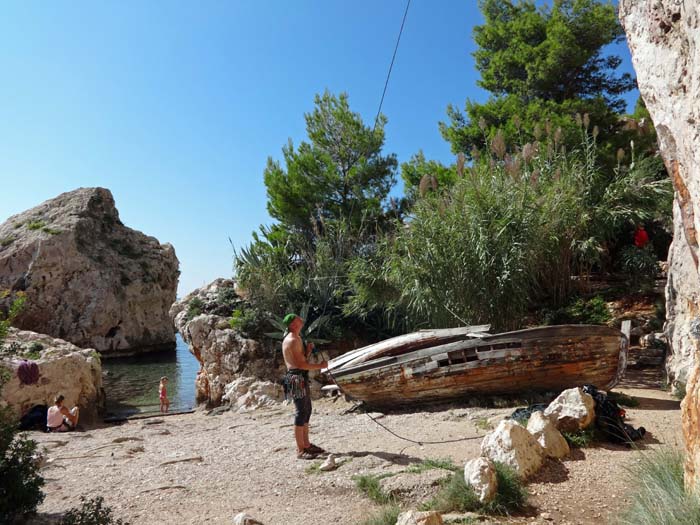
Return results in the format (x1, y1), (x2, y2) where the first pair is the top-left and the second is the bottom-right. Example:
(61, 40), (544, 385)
(159, 376), (170, 413)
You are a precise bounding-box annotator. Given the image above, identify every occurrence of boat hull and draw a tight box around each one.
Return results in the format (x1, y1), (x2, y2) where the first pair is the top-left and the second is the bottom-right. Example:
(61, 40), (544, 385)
(329, 325), (628, 409)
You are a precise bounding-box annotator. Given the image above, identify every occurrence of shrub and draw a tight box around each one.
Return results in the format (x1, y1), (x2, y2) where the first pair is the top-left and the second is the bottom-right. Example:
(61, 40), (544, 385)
(26, 220), (46, 230)
(0, 407), (45, 522)
(544, 295), (611, 325)
(185, 297), (204, 321)
(405, 457), (460, 474)
(60, 495), (129, 525)
(353, 473), (395, 505)
(0, 236), (15, 247)
(618, 245), (658, 288)
(620, 448), (700, 525)
(563, 428), (598, 448)
(0, 292), (26, 347)
(360, 505), (401, 525)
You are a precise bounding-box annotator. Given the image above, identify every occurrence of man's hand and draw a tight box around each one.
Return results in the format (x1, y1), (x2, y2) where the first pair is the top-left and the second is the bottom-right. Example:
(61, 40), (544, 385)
(306, 342), (315, 354)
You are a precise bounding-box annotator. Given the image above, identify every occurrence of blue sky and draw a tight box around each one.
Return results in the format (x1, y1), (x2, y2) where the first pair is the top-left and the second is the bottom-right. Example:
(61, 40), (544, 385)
(0, 1), (637, 295)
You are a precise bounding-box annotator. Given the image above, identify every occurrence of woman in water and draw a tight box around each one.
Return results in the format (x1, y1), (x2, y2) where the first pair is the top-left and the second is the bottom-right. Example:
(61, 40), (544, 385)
(159, 376), (170, 413)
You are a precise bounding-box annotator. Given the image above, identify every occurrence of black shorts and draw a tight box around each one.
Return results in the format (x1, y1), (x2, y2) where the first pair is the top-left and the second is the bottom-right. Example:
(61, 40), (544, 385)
(293, 381), (312, 426)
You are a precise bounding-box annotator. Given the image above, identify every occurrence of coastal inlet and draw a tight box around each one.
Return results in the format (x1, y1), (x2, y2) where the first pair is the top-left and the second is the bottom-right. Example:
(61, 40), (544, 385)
(102, 334), (199, 417)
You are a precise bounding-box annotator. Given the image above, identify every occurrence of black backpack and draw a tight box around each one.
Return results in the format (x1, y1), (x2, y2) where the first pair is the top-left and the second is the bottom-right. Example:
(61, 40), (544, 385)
(583, 384), (646, 446)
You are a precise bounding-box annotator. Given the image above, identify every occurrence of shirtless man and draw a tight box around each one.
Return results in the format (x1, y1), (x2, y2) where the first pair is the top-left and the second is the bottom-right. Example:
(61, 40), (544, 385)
(282, 313), (328, 459)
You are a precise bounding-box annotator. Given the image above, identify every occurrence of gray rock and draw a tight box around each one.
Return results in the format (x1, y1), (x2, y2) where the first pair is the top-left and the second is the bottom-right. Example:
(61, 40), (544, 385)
(0, 188), (179, 355)
(232, 513), (264, 525)
(395, 510), (443, 525)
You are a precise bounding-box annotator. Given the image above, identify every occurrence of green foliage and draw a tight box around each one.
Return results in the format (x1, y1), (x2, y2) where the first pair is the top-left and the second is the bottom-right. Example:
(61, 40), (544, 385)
(618, 245), (659, 288)
(353, 473), (395, 505)
(263, 90), (397, 235)
(563, 428), (597, 448)
(0, 292), (26, 347)
(228, 306), (267, 337)
(544, 295), (611, 325)
(401, 151), (457, 203)
(41, 226), (62, 235)
(0, 407), (45, 522)
(420, 461), (527, 515)
(60, 495), (129, 525)
(350, 126), (671, 331)
(0, 236), (15, 247)
(185, 297), (204, 321)
(405, 457), (460, 474)
(27, 219), (46, 230)
(620, 448), (700, 525)
(360, 505), (401, 525)
(441, 0), (635, 156)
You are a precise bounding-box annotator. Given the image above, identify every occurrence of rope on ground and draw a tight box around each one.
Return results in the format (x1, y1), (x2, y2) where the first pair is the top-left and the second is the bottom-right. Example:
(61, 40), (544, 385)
(364, 410), (484, 445)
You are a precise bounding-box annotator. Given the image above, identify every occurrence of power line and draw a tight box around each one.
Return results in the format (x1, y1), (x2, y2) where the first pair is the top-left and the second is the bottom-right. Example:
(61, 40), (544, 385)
(374, 0), (411, 130)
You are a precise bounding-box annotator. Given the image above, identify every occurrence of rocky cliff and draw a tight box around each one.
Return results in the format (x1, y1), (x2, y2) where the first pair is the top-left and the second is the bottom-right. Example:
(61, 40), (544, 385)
(1, 328), (103, 424)
(619, 0), (700, 490)
(0, 188), (179, 355)
(170, 279), (287, 408)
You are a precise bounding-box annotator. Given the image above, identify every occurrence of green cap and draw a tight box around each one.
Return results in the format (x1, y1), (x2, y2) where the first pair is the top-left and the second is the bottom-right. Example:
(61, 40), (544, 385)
(282, 313), (297, 327)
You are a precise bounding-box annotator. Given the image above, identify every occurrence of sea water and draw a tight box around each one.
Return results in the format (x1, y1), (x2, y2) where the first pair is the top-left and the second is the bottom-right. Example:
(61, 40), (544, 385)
(102, 334), (199, 418)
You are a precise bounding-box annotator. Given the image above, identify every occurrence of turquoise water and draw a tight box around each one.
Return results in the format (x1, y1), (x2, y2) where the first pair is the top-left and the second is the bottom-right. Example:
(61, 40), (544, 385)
(102, 334), (199, 418)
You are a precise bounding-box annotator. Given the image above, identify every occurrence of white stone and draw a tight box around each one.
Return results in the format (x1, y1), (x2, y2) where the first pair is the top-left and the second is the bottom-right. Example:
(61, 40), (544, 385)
(526, 411), (570, 459)
(1, 329), (103, 424)
(319, 454), (337, 471)
(232, 513), (263, 525)
(395, 510), (443, 525)
(463, 457), (498, 503)
(544, 388), (595, 433)
(481, 420), (544, 478)
(0, 188), (178, 355)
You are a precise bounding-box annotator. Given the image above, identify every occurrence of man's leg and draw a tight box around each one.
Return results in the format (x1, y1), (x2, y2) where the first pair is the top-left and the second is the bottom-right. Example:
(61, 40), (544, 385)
(303, 424), (311, 449)
(294, 425), (306, 453)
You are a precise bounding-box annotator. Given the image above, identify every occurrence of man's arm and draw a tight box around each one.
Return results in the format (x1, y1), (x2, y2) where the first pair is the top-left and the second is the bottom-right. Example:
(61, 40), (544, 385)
(283, 336), (327, 370)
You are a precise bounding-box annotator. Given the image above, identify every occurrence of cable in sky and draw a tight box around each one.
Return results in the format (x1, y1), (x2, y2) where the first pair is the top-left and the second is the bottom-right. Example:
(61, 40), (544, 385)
(373, 0), (411, 130)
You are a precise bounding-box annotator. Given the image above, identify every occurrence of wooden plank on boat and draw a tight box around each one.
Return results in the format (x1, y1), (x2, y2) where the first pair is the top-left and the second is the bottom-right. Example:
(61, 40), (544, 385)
(327, 325), (491, 370)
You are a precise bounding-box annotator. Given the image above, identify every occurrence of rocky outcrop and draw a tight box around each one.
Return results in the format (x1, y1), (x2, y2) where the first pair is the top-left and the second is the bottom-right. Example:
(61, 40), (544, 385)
(0, 328), (103, 423)
(171, 279), (287, 407)
(543, 387), (595, 433)
(0, 188), (179, 355)
(395, 511), (443, 525)
(481, 420), (544, 478)
(619, 0), (700, 490)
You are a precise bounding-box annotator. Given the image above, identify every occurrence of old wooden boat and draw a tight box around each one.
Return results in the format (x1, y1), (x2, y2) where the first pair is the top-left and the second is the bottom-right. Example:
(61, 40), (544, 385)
(325, 325), (628, 409)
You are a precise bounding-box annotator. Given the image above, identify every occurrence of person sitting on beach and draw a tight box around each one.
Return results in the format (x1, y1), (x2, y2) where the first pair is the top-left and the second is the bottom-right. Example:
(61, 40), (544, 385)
(46, 394), (79, 432)
(159, 376), (170, 413)
(282, 313), (328, 460)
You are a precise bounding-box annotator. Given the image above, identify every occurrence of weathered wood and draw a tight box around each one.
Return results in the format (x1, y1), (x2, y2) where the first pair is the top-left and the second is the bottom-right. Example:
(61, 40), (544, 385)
(327, 325), (491, 370)
(328, 325), (628, 409)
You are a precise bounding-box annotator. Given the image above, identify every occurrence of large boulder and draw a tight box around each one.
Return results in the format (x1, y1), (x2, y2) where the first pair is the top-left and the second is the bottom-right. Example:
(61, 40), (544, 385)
(0, 328), (103, 424)
(619, 0), (700, 490)
(0, 188), (179, 355)
(481, 420), (544, 478)
(463, 457), (498, 503)
(171, 280), (286, 407)
(543, 387), (595, 433)
(526, 411), (570, 459)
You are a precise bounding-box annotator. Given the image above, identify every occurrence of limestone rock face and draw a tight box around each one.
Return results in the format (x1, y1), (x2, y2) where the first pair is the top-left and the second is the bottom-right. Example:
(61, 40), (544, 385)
(526, 411), (570, 459)
(543, 388), (595, 433)
(0, 188), (179, 355)
(463, 457), (498, 503)
(0, 328), (103, 424)
(171, 279), (286, 408)
(481, 420), (544, 478)
(619, 0), (700, 491)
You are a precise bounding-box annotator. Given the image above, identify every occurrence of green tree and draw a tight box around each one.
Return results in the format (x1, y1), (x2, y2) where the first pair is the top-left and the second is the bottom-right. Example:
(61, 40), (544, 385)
(263, 91), (397, 237)
(400, 151), (457, 203)
(440, 0), (636, 156)
(235, 92), (400, 337)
